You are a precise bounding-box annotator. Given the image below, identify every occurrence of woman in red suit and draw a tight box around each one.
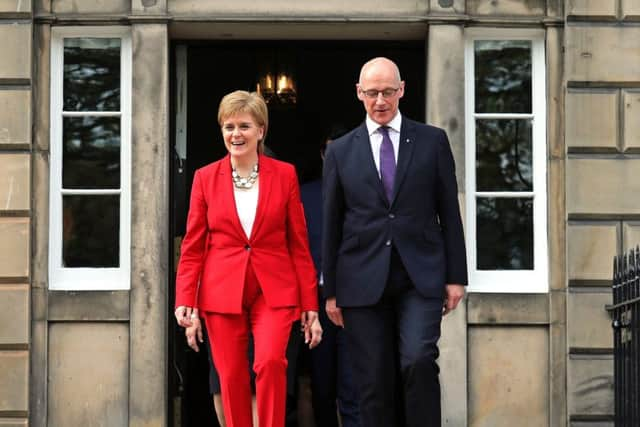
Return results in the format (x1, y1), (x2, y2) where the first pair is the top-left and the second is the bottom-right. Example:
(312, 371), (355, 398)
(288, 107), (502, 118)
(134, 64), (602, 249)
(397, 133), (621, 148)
(174, 90), (322, 427)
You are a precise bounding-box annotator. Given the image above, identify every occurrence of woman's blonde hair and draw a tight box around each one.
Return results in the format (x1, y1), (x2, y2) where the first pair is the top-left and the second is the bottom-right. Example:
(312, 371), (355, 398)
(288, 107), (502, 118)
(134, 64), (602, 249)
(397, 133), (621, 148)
(217, 90), (269, 154)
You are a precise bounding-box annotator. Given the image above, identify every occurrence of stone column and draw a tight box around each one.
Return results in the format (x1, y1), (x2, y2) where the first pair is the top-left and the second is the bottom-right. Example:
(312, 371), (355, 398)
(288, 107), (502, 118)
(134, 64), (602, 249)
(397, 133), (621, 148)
(426, 23), (468, 426)
(129, 23), (169, 427)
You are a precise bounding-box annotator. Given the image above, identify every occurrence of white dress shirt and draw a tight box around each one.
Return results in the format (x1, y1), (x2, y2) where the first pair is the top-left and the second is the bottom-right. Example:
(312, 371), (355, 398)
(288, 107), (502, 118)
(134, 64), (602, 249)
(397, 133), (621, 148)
(365, 111), (402, 177)
(234, 182), (259, 238)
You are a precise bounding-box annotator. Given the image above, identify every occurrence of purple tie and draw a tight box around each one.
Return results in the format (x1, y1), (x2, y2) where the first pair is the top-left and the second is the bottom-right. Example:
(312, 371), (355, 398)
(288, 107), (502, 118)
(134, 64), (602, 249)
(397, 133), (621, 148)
(379, 126), (396, 201)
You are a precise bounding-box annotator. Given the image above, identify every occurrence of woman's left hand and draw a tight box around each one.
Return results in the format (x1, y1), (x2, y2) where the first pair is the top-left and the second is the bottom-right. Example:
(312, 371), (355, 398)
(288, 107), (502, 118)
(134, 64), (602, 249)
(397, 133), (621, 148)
(301, 310), (322, 349)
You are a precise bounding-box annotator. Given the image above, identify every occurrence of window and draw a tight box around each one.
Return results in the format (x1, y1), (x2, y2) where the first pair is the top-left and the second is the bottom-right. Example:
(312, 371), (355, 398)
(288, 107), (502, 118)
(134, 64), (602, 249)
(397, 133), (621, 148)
(49, 27), (131, 290)
(464, 29), (548, 293)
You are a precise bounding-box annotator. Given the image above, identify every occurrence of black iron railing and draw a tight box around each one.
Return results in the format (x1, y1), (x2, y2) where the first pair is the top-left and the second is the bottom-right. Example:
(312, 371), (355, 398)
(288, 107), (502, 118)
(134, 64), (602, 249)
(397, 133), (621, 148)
(607, 246), (640, 427)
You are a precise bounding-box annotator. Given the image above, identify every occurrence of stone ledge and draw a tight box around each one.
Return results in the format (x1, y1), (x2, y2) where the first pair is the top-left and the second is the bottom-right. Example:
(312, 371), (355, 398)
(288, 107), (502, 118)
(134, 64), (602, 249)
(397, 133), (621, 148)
(48, 290), (130, 321)
(467, 293), (549, 324)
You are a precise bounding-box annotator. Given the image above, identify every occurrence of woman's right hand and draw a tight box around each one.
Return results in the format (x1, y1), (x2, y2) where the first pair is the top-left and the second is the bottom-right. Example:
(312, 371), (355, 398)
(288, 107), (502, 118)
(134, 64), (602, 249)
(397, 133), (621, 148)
(185, 315), (204, 352)
(175, 305), (196, 328)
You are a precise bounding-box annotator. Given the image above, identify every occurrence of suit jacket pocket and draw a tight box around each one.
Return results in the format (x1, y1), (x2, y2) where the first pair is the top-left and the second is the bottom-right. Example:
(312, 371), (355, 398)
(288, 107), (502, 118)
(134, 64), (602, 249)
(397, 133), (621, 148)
(423, 226), (443, 244)
(339, 235), (359, 254)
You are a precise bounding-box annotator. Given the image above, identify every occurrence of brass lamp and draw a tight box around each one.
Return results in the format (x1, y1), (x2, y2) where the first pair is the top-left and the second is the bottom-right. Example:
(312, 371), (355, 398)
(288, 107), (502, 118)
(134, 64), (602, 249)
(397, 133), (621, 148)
(256, 51), (297, 105)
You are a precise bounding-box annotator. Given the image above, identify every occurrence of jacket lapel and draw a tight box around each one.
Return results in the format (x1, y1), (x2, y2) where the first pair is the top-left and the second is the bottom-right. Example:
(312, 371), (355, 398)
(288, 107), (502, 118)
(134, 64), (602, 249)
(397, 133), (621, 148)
(249, 154), (272, 242)
(354, 123), (388, 205)
(390, 117), (416, 207)
(219, 155), (250, 243)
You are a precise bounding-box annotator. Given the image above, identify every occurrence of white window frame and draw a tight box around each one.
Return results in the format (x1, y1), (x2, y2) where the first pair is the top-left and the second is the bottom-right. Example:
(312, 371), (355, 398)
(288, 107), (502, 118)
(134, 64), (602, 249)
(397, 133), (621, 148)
(464, 29), (548, 293)
(49, 26), (132, 290)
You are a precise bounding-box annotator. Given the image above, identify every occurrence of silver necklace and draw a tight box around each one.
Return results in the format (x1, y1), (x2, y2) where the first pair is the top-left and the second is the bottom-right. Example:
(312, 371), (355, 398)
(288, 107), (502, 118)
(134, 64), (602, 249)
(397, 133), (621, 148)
(232, 163), (259, 189)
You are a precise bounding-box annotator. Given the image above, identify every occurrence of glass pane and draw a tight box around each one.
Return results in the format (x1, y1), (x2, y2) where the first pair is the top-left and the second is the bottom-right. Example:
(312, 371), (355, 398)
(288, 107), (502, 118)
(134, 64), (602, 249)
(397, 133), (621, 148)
(63, 195), (119, 268)
(476, 197), (533, 270)
(476, 119), (532, 192)
(63, 116), (120, 189)
(475, 40), (531, 113)
(64, 38), (121, 111)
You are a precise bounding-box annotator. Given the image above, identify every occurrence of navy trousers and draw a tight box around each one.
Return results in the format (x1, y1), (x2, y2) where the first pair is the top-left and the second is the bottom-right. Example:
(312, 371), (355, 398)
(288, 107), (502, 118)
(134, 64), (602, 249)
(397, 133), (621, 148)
(342, 248), (443, 427)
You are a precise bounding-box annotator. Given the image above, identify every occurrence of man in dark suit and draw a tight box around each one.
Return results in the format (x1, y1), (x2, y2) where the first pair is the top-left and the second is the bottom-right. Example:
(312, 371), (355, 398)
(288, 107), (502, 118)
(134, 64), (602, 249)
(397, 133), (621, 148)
(322, 57), (467, 427)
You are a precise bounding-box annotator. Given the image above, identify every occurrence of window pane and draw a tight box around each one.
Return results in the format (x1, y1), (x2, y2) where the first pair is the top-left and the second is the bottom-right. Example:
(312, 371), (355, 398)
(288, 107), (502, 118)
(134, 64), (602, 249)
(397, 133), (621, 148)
(63, 195), (119, 268)
(475, 40), (531, 113)
(63, 116), (120, 189)
(476, 119), (532, 192)
(64, 38), (121, 111)
(476, 197), (533, 270)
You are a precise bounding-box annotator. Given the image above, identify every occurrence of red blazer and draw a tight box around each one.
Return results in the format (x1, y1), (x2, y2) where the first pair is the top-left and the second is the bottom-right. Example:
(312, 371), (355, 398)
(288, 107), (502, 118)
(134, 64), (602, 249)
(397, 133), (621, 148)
(175, 154), (318, 314)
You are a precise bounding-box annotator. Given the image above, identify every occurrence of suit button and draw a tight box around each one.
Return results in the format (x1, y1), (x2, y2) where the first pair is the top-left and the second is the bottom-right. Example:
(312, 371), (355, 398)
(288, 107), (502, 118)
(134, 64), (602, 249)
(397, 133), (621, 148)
(385, 239), (391, 246)
(388, 213), (395, 219)
(244, 245), (251, 251)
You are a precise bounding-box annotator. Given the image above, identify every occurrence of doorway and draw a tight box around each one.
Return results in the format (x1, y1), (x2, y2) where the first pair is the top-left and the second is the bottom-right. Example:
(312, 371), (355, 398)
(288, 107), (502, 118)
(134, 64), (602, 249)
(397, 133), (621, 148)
(168, 40), (426, 427)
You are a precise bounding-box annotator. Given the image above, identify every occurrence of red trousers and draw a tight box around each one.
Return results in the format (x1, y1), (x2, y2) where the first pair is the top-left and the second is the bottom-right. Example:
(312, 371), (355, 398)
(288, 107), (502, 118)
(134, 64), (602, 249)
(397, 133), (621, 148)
(203, 262), (297, 427)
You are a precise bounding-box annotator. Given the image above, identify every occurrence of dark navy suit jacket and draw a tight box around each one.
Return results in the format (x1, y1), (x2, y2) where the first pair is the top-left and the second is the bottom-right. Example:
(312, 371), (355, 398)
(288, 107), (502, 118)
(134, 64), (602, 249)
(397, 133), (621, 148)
(322, 117), (468, 307)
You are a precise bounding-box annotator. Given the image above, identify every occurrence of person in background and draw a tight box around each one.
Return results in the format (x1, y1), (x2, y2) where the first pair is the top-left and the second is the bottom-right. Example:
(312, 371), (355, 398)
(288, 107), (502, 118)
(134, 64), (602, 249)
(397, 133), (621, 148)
(175, 90), (322, 427)
(300, 125), (361, 427)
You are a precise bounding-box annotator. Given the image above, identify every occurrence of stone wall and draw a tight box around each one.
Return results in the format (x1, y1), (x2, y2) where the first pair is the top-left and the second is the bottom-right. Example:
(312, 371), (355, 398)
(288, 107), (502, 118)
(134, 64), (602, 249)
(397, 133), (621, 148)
(0, 1), (31, 426)
(27, 2), (170, 426)
(564, 0), (640, 425)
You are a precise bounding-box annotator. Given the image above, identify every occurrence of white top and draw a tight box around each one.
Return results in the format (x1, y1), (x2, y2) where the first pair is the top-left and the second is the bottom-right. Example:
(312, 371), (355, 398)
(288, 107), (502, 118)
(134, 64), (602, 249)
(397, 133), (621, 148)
(365, 111), (402, 177)
(234, 182), (259, 238)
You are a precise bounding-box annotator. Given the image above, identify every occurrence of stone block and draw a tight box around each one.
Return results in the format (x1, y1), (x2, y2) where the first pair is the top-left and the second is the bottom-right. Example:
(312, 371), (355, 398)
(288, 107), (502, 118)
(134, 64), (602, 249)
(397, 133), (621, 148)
(440, 299), (466, 426)
(567, 291), (612, 349)
(0, 285), (29, 344)
(548, 27), (565, 159)
(131, 0), (167, 13)
(0, 419), (28, 427)
(0, 89), (31, 147)
(169, 0), (428, 17)
(566, 90), (618, 151)
(34, 25), (50, 152)
(0, 154), (29, 211)
(0, 0), (30, 12)
(51, 0), (130, 14)
(623, 90), (640, 152)
(34, 0), (49, 14)
(429, 0), (465, 14)
(567, 355), (613, 416)
(427, 25), (465, 190)
(549, 289), (567, 426)
(547, 0), (564, 17)
(621, 0), (640, 19)
(467, 0), (545, 15)
(566, 26), (640, 82)
(0, 351), (28, 411)
(467, 293), (549, 324)
(469, 326), (549, 427)
(548, 158), (566, 291)
(48, 323), (128, 426)
(0, 23), (31, 80)
(567, 0), (617, 17)
(0, 218), (29, 278)
(567, 158), (640, 216)
(568, 222), (618, 281)
(622, 221), (640, 251)
(571, 422), (613, 427)
(48, 290), (129, 321)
